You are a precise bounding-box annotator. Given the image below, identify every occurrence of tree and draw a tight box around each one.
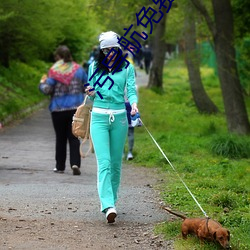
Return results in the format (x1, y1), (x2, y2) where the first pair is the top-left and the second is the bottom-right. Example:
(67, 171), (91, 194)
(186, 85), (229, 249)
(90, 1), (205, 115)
(232, 0), (250, 39)
(91, 0), (153, 40)
(92, 0), (173, 90)
(191, 0), (250, 134)
(148, 13), (167, 89)
(184, 1), (218, 114)
(232, 0), (250, 96)
(0, 0), (59, 66)
(0, 0), (97, 66)
(148, 1), (179, 89)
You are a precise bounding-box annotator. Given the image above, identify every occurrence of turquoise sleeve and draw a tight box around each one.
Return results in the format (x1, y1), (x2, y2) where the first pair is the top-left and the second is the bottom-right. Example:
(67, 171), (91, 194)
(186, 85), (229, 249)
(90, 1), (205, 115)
(126, 64), (138, 105)
(87, 62), (96, 101)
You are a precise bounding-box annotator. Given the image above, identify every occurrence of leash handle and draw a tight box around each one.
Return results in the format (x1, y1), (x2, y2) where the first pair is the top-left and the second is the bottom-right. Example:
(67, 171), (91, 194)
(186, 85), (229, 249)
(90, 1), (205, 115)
(139, 118), (209, 218)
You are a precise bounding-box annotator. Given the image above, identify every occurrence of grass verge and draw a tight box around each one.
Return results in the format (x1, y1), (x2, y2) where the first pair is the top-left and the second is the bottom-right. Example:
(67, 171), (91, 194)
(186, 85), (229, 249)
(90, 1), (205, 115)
(0, 60), (50, 125)
(128, 58), (250, 250)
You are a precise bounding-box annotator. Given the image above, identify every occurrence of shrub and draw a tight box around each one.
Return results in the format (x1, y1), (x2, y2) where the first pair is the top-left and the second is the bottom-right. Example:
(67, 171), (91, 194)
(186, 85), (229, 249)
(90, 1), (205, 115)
(210, 135), (250, 159)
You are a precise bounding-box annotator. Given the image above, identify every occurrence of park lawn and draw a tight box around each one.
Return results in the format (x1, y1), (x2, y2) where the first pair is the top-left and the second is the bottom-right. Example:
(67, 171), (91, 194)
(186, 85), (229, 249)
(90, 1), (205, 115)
(129, 58), (250, 250)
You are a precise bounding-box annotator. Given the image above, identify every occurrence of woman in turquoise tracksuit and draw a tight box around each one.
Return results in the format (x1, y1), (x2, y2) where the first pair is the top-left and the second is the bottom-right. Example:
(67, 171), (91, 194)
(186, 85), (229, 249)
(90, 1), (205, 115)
(85, 31), (138, 223)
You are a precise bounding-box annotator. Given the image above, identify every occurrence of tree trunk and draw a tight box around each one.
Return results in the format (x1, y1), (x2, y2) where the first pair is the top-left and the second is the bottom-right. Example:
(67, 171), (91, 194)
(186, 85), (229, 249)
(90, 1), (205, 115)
(147, 13), (167, 89)
(191, 0), (250, 134)
(212, 0), (250, 134)
(184, 3), (218, 114)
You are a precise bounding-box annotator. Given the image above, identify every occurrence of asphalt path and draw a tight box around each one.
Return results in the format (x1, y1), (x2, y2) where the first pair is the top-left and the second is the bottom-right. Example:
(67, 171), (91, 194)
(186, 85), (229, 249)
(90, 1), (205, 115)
(0, 70), (172, 249)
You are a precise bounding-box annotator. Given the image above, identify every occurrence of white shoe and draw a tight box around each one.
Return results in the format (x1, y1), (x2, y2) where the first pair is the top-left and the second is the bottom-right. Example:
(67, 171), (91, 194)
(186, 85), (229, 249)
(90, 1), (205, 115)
(72, 165), (81, 175)
(127, 152), (133, 160)
(53, 168), (64, 173)
(105, 207), (117, 223)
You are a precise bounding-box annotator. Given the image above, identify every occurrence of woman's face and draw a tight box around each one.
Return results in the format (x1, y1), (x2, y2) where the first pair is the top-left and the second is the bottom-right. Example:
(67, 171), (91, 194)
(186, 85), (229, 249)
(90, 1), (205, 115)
(102, 47), (119, 62)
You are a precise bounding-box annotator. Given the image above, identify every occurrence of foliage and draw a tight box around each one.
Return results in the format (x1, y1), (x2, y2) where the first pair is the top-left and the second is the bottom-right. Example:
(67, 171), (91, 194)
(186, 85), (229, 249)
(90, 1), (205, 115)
(169, 0), (212, 44)
(236, 37), (250, 95)
(92, 0), (181, 47)
(0, 0), (99, 66)
(164, 0), (185, 44)
(91, 0), (145, 36)
(232, 0), (250, 95)
(232, 0), (250, 39)
(0, 60), (49, 122)
(128, 58), (250, 249)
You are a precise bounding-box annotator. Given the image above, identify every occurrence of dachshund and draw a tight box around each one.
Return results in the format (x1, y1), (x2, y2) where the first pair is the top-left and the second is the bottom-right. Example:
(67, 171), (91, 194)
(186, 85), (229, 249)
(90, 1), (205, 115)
(162, 207), (231, 249)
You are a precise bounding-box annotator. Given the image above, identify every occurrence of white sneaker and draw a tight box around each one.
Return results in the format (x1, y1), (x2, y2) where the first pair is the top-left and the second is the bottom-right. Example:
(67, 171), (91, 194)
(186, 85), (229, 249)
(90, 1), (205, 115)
(53, 168), (64, 173)
(72, 165), (81, 175)
(127, 152), (133, 160)
(105, 207), (117, 223)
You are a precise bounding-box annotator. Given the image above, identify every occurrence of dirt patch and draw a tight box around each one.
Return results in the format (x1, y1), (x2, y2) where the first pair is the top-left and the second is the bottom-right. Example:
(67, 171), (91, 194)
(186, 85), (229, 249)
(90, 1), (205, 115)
(0, 216), (174, 250)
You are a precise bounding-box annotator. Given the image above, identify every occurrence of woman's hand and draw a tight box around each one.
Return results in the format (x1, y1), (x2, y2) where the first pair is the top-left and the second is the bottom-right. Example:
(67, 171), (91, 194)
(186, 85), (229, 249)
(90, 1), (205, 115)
(40, 74), (47, 84)
(85, 86), (96, 97)
(131, 103), (138, 116)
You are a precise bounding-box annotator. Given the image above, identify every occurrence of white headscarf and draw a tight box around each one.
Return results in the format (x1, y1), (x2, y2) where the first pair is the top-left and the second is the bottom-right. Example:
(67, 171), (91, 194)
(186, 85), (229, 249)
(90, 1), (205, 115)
(99, 31), (121, 49)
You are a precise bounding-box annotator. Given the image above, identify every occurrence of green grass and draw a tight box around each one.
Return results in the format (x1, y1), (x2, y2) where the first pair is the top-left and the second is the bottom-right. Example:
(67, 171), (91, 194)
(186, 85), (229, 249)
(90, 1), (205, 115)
(129, 58), (250, 250)
(0, 60), (50, 123)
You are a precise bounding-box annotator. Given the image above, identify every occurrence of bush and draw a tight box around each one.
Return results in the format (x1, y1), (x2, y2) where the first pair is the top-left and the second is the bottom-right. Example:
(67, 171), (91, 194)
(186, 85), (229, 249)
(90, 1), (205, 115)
(210, 135), (250, 159)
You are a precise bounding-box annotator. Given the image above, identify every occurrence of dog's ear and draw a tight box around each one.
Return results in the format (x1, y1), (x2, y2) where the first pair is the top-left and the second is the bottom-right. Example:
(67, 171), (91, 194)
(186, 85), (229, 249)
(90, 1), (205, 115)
(213, 231), (217, 240)
(227, 230), (230, 240)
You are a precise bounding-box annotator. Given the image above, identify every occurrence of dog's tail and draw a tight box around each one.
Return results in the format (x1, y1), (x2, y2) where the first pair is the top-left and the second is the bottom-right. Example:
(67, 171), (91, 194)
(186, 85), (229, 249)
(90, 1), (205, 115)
(162, 206), (187, 220)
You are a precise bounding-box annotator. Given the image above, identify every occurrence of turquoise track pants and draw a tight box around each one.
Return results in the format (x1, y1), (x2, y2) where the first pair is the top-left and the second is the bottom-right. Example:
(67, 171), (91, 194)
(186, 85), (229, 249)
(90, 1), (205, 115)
(90, 111), (128, 212)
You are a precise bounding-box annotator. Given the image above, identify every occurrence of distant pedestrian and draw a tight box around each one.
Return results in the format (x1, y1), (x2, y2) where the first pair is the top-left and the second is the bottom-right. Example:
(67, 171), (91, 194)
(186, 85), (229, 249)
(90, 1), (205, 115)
(134, 47), (144, 69)
(87, 46), (99, 69)
(123, 50), (138, 161)
(125, 101), (135, 160)
(143, 44), (152, 74)
(125, 47), (137, 77)
(39, 45), (87, 175)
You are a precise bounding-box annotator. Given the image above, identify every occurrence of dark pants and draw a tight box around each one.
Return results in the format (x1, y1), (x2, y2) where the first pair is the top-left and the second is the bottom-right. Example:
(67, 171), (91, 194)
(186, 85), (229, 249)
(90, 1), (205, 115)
(125, 102), (134, 152)
(144, 59), (151, 74)
(51, 110), (80, 171)
(127, 127), (134, 152)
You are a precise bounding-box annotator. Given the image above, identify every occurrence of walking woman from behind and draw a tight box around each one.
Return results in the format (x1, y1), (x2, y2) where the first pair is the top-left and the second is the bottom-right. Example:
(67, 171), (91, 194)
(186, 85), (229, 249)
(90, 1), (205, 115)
(39, 45), (87, 175)
(85, 31), (138, 223)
